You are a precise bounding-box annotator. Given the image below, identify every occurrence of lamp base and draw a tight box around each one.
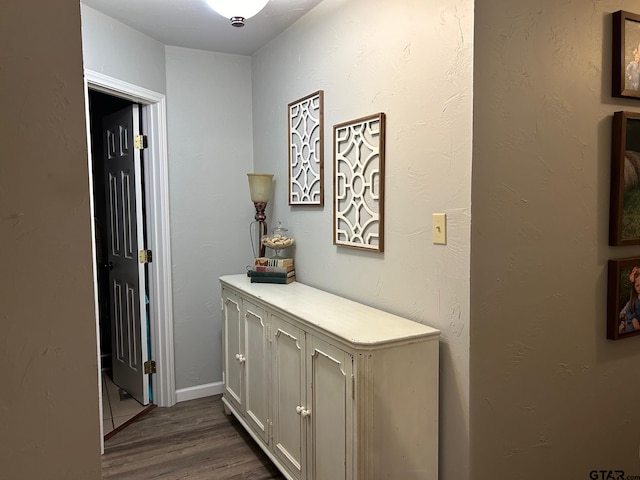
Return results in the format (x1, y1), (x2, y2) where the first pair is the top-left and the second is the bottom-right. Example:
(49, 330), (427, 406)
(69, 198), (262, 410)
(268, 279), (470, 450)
(253, 202), (267, 222)
(253, 202), (268, 258)
(257, 220), (267, 258)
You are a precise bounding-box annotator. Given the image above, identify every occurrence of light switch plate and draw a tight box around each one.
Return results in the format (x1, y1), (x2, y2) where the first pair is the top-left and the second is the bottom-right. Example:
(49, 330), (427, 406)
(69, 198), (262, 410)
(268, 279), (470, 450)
(432, 213), (446, 245)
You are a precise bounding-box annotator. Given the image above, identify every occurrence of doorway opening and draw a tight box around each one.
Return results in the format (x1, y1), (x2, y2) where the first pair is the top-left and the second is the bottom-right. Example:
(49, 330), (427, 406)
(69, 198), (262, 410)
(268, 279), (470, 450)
(89, 91), (153, 435)
(88, 91), (137, 381)
(83, 70), (175, 451)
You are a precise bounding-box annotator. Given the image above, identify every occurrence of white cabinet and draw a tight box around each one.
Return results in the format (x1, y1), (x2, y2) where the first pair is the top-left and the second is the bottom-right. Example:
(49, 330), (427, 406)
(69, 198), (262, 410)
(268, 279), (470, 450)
(271, 315), (354, 480)
(222, 290), (270, 443)
(220, 274), (439, 480)
(271, 316), (306, 478)
(304, 333), (353, 480)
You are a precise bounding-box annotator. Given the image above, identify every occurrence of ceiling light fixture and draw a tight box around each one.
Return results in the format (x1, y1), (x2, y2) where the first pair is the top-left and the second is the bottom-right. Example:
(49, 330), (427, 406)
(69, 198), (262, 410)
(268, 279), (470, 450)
(206, 0), (269, 27)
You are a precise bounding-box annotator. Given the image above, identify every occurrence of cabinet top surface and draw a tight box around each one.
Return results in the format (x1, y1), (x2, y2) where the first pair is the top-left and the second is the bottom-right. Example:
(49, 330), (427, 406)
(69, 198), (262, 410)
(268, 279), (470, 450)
(220, 274), (439, 347)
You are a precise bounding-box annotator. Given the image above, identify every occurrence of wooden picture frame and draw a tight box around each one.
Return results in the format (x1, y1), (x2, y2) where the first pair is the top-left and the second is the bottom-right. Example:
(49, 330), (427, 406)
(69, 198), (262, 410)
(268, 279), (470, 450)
(609, 111), (640, 245)
(612, 10), (640, 98)
(288, 90), (324, 206)
(607, 257), (640, 340)
(333, 112), (385, 252)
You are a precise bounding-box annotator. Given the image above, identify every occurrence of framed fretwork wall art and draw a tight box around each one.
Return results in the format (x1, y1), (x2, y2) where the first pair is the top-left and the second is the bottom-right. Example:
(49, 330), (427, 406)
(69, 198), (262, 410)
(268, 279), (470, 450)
(288, 90), (324, 206)
(333, 112), (386, 252)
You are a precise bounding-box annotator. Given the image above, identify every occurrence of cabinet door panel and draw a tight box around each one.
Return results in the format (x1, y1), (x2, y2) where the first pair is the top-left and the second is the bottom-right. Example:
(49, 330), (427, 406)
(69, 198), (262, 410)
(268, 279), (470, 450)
(308, 337), (353, 480)
(244, 301), (270, 443)
(222, 291), (243, 410)
(272, 317), (305, 480)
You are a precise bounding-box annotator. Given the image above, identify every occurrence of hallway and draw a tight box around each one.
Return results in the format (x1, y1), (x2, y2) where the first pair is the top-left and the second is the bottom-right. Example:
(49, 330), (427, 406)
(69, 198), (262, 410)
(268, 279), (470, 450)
(101, 394), (284, 479)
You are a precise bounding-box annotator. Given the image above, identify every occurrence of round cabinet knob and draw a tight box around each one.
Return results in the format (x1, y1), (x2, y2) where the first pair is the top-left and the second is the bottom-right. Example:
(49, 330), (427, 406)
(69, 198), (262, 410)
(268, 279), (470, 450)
(295, 406), (311, 417)
(235, 353), (246, 363)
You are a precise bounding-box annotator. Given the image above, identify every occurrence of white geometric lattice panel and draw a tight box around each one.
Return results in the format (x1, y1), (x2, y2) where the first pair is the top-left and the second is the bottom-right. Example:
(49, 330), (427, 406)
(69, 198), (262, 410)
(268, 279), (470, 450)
(333, 113), (385, 252)
(288, 91), (324, 206)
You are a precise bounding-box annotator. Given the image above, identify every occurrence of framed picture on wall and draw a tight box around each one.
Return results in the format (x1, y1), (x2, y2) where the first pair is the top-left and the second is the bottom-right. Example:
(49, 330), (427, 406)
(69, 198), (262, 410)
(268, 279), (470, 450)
(288, 90), (324, 206)
(612, 10), (640, 99)
(607, 257), (640, 340)
(333, 112), (385, 252)
(610, 111), (640, 245)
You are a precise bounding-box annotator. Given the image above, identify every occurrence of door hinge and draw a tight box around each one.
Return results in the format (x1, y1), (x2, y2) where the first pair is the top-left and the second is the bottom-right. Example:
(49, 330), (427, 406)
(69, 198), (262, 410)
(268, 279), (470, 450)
(139, 249), (153, 264)
(144, 360), (156, 375)
(134, 134), (148, 149)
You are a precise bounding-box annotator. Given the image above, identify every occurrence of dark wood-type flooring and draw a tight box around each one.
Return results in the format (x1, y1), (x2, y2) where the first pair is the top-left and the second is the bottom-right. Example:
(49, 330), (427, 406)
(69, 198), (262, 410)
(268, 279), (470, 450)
(102, 394), (285, 479)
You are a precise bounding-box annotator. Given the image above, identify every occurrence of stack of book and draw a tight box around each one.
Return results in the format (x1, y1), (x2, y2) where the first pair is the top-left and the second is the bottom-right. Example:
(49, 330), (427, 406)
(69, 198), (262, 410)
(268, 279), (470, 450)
(247, 257), (295, 284)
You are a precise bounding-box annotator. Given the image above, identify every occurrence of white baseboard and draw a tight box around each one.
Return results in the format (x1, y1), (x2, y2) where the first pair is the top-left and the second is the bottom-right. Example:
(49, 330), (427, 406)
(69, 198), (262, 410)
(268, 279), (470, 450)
(175, 381), (223, 403)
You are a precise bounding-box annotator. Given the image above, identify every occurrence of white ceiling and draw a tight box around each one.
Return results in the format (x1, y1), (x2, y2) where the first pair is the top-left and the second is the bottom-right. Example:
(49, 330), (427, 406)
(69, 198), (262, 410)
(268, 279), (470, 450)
(81, 0), (323, 56)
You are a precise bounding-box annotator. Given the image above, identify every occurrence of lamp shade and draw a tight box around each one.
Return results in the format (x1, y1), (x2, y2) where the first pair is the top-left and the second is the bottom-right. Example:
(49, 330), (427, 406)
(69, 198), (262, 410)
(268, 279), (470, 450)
(247, 174), (273, 203)
(206, 0), (269, 20)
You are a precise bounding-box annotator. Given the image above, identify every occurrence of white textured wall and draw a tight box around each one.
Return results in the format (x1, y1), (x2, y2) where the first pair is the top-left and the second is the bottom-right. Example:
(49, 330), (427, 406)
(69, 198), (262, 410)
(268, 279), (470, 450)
(80, 4), (167, 93)
(165, 46), (255, 390)
(252, 1), (473, 478)
(471, 1), (640, 478)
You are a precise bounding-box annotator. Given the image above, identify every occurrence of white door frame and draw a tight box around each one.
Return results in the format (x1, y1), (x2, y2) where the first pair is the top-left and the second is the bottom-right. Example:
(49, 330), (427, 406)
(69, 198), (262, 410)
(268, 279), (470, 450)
(83, 70), (176, 450)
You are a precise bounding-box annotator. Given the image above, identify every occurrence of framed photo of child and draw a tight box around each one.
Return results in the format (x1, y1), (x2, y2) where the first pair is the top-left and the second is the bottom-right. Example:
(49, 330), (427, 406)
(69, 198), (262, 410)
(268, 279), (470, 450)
(607, 257), (640, 340)
(609, 111), (640, 245)
(612, 10), (640, 99)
